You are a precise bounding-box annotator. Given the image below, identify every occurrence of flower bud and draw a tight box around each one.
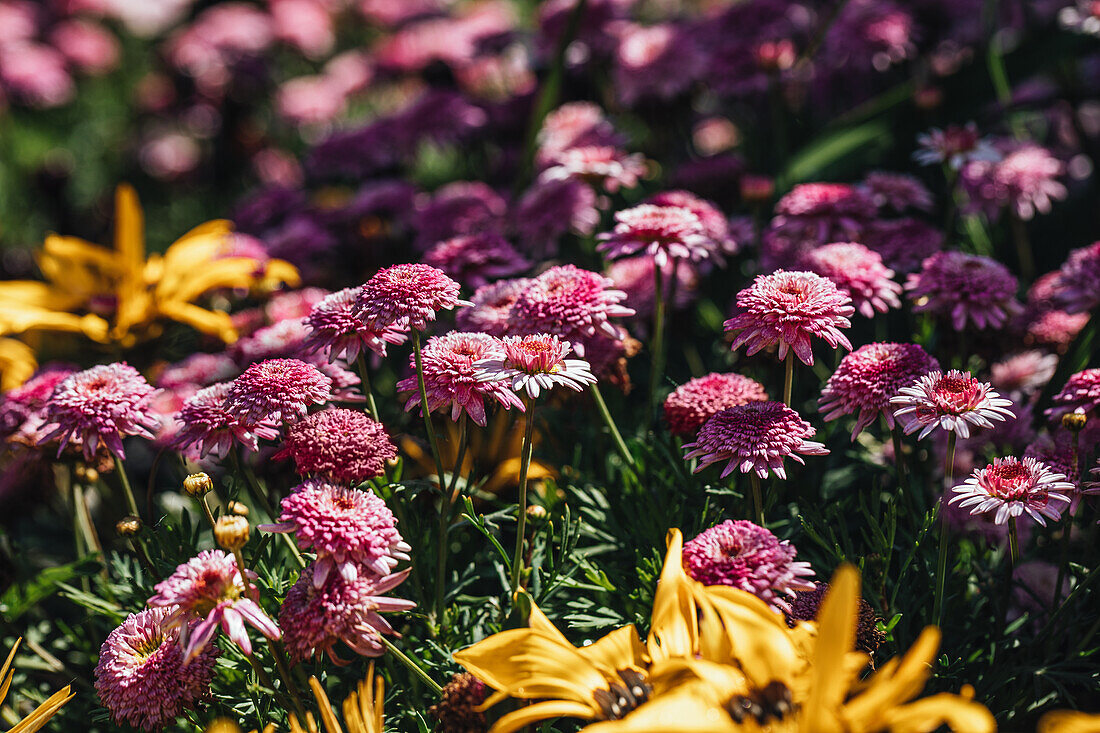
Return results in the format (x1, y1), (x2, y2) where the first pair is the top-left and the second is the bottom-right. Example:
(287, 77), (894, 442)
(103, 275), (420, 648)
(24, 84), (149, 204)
(1062, 410), (1088, 433)
(227, 500), (249, 516)
(183, 472), (213, 497)
(214, 515), (250, 551)
(525, 505), (548, 522)
(116, 516), (143, 537)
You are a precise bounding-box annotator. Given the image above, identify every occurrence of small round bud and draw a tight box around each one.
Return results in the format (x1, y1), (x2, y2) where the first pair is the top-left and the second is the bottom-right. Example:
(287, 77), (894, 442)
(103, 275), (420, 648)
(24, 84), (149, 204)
(214, 515), (250, 551)
(183, 472), (213, 497)
(116, 516), (143, 537)
(84, 467), (99, 483)
(227, 500), (249, 516)
(525, 505), (548, 522)
(1062, 410), (1088, 433)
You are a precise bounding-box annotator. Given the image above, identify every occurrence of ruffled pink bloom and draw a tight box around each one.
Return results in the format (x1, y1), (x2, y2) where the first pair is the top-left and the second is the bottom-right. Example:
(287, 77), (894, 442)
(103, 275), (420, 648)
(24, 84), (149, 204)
(724, 270), (854, 366)
(663, 373), (768, 437)
(990, 351), (1058, 399)
(0, 365), (75, 446)
(905, 251), (1022, 331)
(264, 288), (330, 323)
(274, 408), (397, 483)
(49, 20), (120, 74)
(613, 21), (704, 105)
(949, 456), (1073, 526)
(474, 334), (596, 400)
(305, 287), (408, 363)
(891, 370), (1015, 440)
(423, 233), (531, 289)
(770, 183), (877, 243)
(276, 75), (346, 127)
(396, 332), (523, 426)
(1045, 368), (1100, 421)
(280, 567), (414, 664)
(455, 278), (532, 337)
(0, 42), (74, 107)
(94, 607), (219, 732)
(1025, 308), (1090, 352)
(148, 550), (281, 662)
(270, 0), (334, 58)
(1053, 241), (1100, 314)
(597, 204), (713, 267)
(355, 264), (470, 332)
(224, 358), (332, 427)
(819, 342), (940, 440)
(683, 401), (828, 479)
(799, 242), (902, 318)
(230, 318), (310, 364)
(913, 123), (1000, 169)
(40, 363), (160, 461)
(539, 146), (647, 193)
(535, 102), (621, 167)
(262, 480), (410, 586)
(682, 520), (815, 613)
(173, 382), (279, 457)
(861, 172), (933, 212)
(647, 190), (736, 255)
(961, 143), (1066, 221)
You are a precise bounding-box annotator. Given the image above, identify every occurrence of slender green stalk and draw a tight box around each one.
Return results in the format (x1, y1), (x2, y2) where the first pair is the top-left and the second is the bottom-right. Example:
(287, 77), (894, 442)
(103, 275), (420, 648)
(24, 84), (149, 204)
(649, 260), (667, 422)
(128, 536), (157, 576)
(111, 452), (141, 519)
(932, 431), (957, 625)
(199, 493), (218, 534)
(890, 423), (909, 494)
(589, 383), (636, 469)
(435, 415), (468, 624)
(379, 637), (443, 694)
(1008, 518), (1020, 567)
(783, 351), (794, 406)
(510, 402), (536, 592)
(749, 473), (765, 527)
(356, 353), (381, 420)
(412, 330), (447, 490)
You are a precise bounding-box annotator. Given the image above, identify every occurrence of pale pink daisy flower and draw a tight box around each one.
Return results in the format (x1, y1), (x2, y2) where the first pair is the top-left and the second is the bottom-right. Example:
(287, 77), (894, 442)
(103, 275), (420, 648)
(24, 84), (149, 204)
(147, 550), (281, 662)
(474, 334), (596, 400)
(724, 270), (854, 366)
(535, 102), (621, 166)
(305, 287), (409, 363)
(799, 242), (902, 318)
(422, 233), (531, 289)
(990, 351), (1058, 399)
(507, 265), (634, 356)
(682, 520), (815, 613)
(173, 382), (280, 457)
(354, 263), (471, 332)
(1045, 368), (1100, 422)
(962, 143), (1067, 221)
(861, 172), (934, 212)
(663, 373), (768, 437)
(280, 567), (415, 664)
(539, 145), (647, 193)
(262, 480), (410, 586)
(39, 363), (161, 461)
(94, 607), (219, 732)
(273, 408), (397, 483)
(396, 332), (523, 426)
(949, 456), (1073, 526)
(1053, 241), (1100, 314)
(891, 370), (1015, 440)
(223, 358), (332, 426)
(819, 342), (940, 440)
(913, 123), (1000, 169)
(597, 204), (713, 267)
(455, 278), (533, 337)
(905, 251), (1022, 331)
(646, 190), (736, 254)
(683, 401), (829, 479)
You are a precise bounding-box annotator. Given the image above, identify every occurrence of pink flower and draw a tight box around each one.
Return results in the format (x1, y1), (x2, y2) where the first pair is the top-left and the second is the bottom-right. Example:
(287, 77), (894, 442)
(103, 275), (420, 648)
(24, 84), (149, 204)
(724, 270), (854, 366)
(276, 76), (346, 126)
(355, 264), (470, 332)
(914, 123), (1000, 169)
(223, 358), (332, 426)
(613, 22), (703, 105)
(94, 607), (219, 732)
(455, 278), (533, 337)
(683, 401), (829, 479)
(423, 233), (531, 289)
(0, 365), (75, 446)
(961, 143), (1066, 221)
(511, 178), (600, 259)
(990, 351), (1058, 399)
(1045, 368), (1100, 421)
(861, 172), (933, 212)
(305, 287), (408, 363)
(270, 0), (334, 58)
(474, 334), (597, 400)
(262, 480), (410, 586)
(597, 204), (713, 267)
(682, 520), (815, 613)
(280, 567), (415, 664)
(819, 342), (940, 440)
(770, 183), (876, 243)
(539, 146), (647, 193)
(905, 251), (1022, 331)
(230, 318), (310, 365)
(949, 456), (1073, 526)
(535, 102), (621, 167)
(891, 370), (1015, 440)
(860, 218), (943, 274)
(0, 43), (74, 108)
(396, 332), (523, 426)
(40, 363), (160, 461)
(148, 550), (281, 662)
(799, 242), (902, 318)
(156, 353), (238, 390)
(173, 382), (279, 457)
(274, 408), (397, 483)
(646, 190), (737, 255)
(663, 373), (769, 437)
(49, 20), (120, 74)
(1053, 241), (1100, 314)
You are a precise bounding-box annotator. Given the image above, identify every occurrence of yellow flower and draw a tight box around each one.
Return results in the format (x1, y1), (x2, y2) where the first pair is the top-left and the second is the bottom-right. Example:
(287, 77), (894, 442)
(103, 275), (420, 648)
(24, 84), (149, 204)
(0, 338), (37, 392)
(1039, 711), (1100, 733)
(1, 638), (74, 733)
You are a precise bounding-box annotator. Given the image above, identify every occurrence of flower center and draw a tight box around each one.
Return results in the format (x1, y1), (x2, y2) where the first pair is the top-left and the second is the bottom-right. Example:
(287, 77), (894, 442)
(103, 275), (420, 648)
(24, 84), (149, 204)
(593, 669), (651, 721)
(726, 681), (795, 725)
(985, 462), (1037, 500)
(931, 375), (981, 413)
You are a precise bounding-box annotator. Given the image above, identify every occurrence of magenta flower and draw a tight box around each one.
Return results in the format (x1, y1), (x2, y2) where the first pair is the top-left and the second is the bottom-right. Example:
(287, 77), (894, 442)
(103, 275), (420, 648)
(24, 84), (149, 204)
(905, 251), (1022, 331)
(94, 607), (219, 732)
(148, 550), (281, 662)
(456, 278), (533, 337)
(422, 233), (531, 289)
(262, 480), (410, 586)
(597, 204), (713, 267)
(1053, 241), (1100, 314)
(949, 457), (1073, 526)
(1045, 368), (1100, 422)
(771, 183), (877, 242)
(274, 408), (397, 483)
(354, 263), (470, 332)
(891, 370), (1015, 440)
(861, 172), (933, 212)
(682, 520), (815, 613)
(156, 353), (238, 390)
(511, 178), (600, 259)
(683, 401), (829, 479)
(724, 270), (854, 366)
(0, 365), (75, 446)
(800, 242), (902, 318)
(819, 342), (940, 440)
(990, 351), (1058, 400)
(535, 102), (621, 166)
(860, 218), (944, 274)
(646, 189), (736, 254)
(173, 382), (279, 457)
(539, 145), (647, 193)
(231, 318), (310, 365)
(474, 334), (597, 400)
(305, 287), (409, 363)
(39, 363), (160, 461)
(223, 358), (332, 426)
(663, 373), (769, 437)
(961, 143), (1066, 221)
(913, 123), (1000, 169)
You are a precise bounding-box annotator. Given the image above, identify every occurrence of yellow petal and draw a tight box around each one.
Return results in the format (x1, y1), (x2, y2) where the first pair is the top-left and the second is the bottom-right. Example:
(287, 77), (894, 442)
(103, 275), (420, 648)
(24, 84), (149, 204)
(0, 303), (109, 341)
(490, 699), (598, 733)
(580, 682), (741, 733)
(0, 339), (37, 391)
(112, 184), (148, 336)
(308, 676), (344, 733)
(695, 587), (803, 687)
(257, 259), (302, 291)
(882, 693), (996, 733)
(41, 233), (119, 272)
(647, 529), (698, 663)
(155, 300), (238, 342)
(801, 565), (860, 733)
(529, 603), (572, 646)
(9, 685), (74, 733)
(576, 624), (648, 676)
(0, 281), (85, 311)
(1039, 711), (1100, 733)
(843, 627), (940, 726)
(158, 257), (272, 304)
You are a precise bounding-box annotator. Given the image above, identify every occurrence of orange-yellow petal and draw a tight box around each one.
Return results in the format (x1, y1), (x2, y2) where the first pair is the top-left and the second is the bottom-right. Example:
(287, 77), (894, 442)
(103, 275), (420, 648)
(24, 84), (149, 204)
(647, 529), (698, 663)
(490, 699), (598, 733)
(1039, 711), (1100, 733)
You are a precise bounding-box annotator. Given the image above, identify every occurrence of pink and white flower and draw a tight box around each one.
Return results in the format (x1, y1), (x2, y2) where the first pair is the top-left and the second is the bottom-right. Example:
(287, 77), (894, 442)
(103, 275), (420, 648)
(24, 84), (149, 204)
(949, 456), (1073, 526)
(891, 370), (1015, 440)
(474, 334), (596, 400)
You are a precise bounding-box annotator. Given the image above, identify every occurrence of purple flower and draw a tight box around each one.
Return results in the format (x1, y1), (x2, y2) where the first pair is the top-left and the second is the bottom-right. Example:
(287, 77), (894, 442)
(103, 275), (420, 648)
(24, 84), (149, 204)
(423, 233), (531, 289)
(223, 358), (332, 426)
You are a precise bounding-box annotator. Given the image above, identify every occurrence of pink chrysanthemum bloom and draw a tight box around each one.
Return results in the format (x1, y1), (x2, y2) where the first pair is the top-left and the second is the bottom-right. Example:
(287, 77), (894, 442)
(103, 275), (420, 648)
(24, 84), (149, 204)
(354, 263), (471, 332)
(0, 365), (75, 445)
(682, 520), (815, 613)
(891, 370), (1015, 440)
(507, 265), (634, 355)
(262, 480), (410, 586)
(597, 204), (713, 267)
(724, 270), (854, 366)
(905, 251), (1022, 331)
(663, 373), (769, 437)
(273, 408), (397, 483)
(173, 382), (279, 457)
(422, 233), (532, 289)
(990, 351), (1058, 399)
(396, 332), (523, 426)
(231, 318), (310, 365)
(799, 242), (902, 318)
(949, 456), (1073, 526)
(305, 287), (408, 363)
(1053, 241), (1100, 314)
(861, 172), (933, 212)
(539, 145), (647, 193)
(223, 358), (332, 426)
(1026, 308), (1090, 352)
(474, 334), (597, 400)
(455, 278), (532, 337)
(39, 363), (160, 461)
(94, 607), (219, 732)
(771, 183), (877, 242)
(156, 353), (238, 390)
(647, 189), (736, 254)
(683, 401), (829, 479)
(913, 123), (1000, 169)
(280, 567), (415, 664)
(1045, 368), (1100, 421)
(147, 550), (281, 662)
(535, 102), (621, 166)
(819, 342), (940, 440)
(962, 143), (1067, 221)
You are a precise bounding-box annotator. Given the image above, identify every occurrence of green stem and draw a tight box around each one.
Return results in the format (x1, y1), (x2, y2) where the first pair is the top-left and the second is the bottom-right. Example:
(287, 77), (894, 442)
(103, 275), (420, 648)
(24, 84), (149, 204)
(509, 402), (536, 592)
(356, 353), (381, 420)
(1008, 518), (1019, 566)
(749, 473), (765, 527)
(379, 637), (443, 694)
(649, 260), (667, 422)
(783, 351), (794, 406)
(435, 415), (468, 624)
(890, 424), (909, 495)
(589, 383), (636, 470)
(412, 330), (448, 490)
(932, 431), (957, 626)
(111, 452), (141, 519)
